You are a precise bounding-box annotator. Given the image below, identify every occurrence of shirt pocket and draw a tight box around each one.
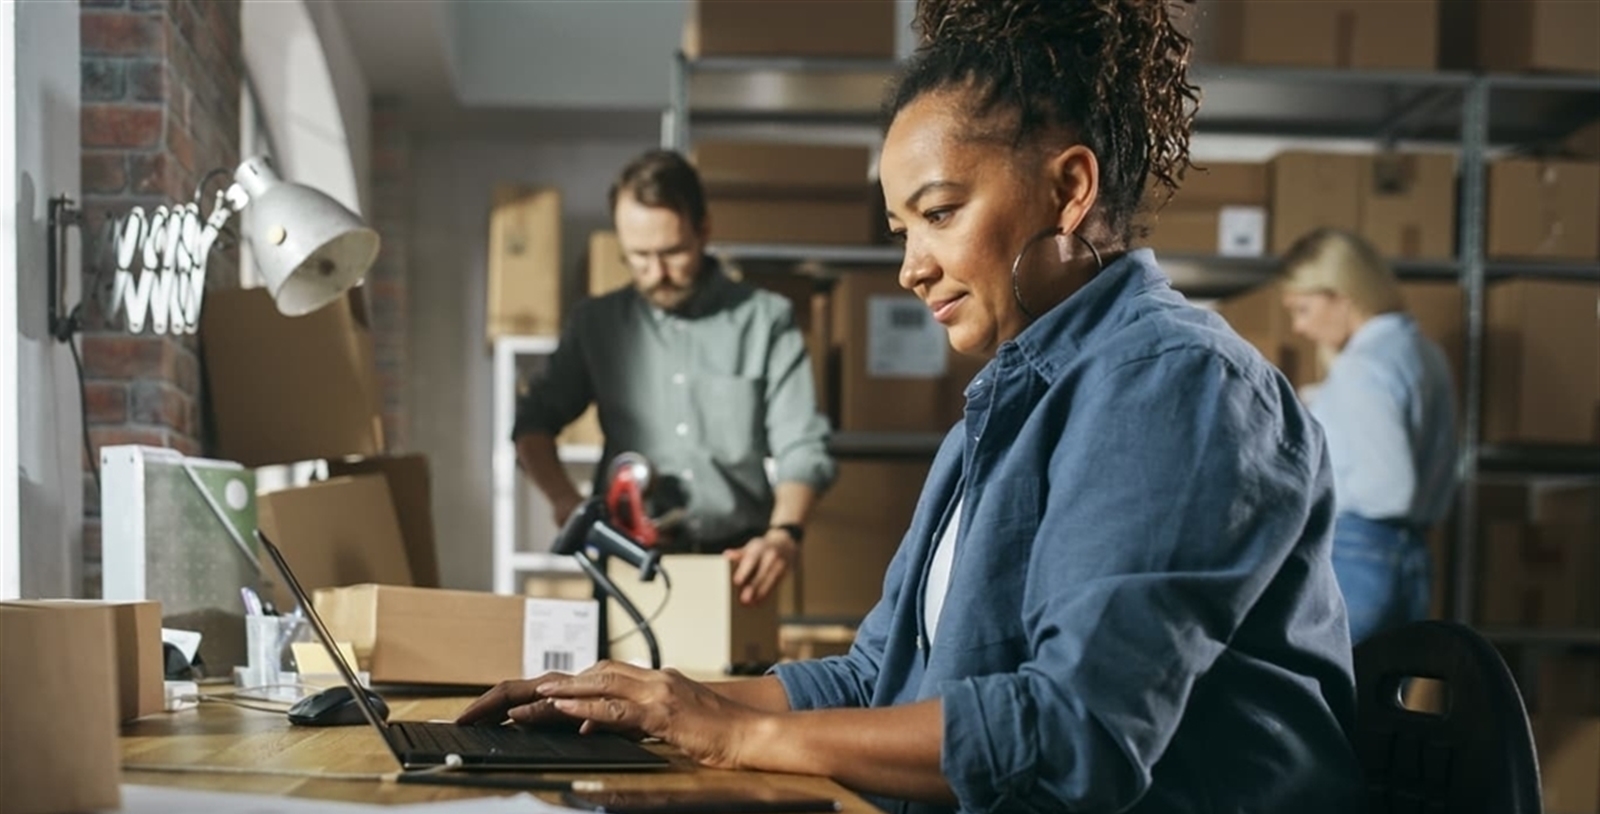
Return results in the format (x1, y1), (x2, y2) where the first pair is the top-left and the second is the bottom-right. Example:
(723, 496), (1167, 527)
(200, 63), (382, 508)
(689, 374), (767, 462)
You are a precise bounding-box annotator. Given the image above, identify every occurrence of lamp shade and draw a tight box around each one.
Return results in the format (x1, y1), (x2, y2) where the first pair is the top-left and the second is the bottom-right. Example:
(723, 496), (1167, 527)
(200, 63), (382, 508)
(234, 156), (379, 316)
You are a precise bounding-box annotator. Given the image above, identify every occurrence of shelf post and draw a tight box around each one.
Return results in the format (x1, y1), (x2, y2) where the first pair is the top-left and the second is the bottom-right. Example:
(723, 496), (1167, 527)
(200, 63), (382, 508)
(1451, 77), (1490, 626)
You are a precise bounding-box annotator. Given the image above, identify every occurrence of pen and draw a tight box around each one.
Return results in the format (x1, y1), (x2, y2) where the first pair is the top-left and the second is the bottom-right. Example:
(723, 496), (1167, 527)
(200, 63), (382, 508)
(393, 772), (604, 792)
(240, 587), (265, 616)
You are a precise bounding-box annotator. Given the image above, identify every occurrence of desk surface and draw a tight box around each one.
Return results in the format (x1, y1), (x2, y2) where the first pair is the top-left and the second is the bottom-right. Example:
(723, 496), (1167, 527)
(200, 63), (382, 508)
(122, 696), (873, 810)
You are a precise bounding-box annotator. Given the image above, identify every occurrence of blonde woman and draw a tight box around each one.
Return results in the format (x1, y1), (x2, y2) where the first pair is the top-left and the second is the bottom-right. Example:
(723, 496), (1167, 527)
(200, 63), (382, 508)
(1281, 228), (1457, 643)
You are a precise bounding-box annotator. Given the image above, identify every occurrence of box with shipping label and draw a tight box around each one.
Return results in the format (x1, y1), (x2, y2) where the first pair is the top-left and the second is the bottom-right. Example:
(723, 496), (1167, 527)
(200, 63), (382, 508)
(488, 185), (562, 342)
(1144, 206), (1267, 257)
(1361, 152), (1457, 260)
(1441, 0), (1600, 75)
(3, 600), (163, 723)
(258, 475), (415, 615)
(1270, 152), (1370, 254)
(801, 459), (931, 620)
(326, 454), (441, 588)
(1531, 718), (1600, 814)
(100, 445), (257, 673)
(683, 0), (897, 59)
(1483, 278), (1600, 445)
(1486, 159), (1600, 261)
(0, 603), (121, 814)
(1203, 0), (1438, 70)
(202, 287), (383, 467)
(832, 271), (980, 432)
(313, 584), (597, 686)
(605, 554), (779, 673)
(587, 230), (631, 297)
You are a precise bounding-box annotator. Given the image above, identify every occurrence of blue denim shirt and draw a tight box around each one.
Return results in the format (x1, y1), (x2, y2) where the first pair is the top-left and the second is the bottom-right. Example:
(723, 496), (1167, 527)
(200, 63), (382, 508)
(773, 250), (1363, 814)
(1309, 312), (1457, 528)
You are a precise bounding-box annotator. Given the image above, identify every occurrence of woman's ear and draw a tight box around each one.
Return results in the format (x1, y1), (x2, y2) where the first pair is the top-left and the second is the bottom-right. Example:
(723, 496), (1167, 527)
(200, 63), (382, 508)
(1047, 144), (1100, 236)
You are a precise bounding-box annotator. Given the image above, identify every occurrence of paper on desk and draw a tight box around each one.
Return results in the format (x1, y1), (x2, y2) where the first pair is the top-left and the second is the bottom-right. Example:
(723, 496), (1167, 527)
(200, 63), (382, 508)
(116, 785), (585, 813)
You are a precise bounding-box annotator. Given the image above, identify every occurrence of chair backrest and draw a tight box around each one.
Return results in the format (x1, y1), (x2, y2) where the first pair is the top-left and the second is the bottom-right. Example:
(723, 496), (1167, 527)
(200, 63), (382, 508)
(1353, 620), (1542, 814)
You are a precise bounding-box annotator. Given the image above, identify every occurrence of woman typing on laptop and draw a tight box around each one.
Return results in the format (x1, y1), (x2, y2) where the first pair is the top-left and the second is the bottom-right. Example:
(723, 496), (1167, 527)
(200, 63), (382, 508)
(460, 1), (1364, 811)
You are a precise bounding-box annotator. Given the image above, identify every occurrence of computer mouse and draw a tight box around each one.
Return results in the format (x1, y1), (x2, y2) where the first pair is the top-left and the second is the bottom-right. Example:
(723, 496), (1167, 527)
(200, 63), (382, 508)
(286, 685), (390, 727)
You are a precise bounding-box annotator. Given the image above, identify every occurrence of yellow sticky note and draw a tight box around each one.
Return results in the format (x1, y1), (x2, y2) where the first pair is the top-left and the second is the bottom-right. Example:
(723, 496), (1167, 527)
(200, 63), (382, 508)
(292, 641), (359, 678)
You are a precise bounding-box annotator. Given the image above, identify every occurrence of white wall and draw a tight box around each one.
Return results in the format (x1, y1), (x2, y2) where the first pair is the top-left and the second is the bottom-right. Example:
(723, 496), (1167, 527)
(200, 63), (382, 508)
(11, 0), (82, 598)
(409, 133), (655, 591)
(2, 0), (19, 599)
(242, 0), (368, 216)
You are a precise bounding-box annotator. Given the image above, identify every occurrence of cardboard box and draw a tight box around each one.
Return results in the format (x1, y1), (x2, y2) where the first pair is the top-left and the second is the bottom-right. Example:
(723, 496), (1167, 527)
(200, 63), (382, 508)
(587, 230), (631, 297)
(1361, 152), (1457, 260)
(0, 604), (121, 814)
(1537, 486), (1600, 527)
(1483, 279), (1600, 444)
(326, 454), (440, 588)
(1442, 0), (1600, 74)
(1487, 159), (1600, 261)
(708, 195), (877, 245)
(201, 288), (383, 467)
(1539, 653), (1600, 716)
(832, 271), (979, 431)
(1144, 206), (1267, 257)
(744, 271), (832, 408)
(1175, 161), (1270, 207)
(487, 186), (562, 342)
(1398, 281), (1464, 398)
(605, 554), (779, 672)
(314, 584), (597, 685)
(683, 0), (896, 59)
(694, 141), (871, 193)
(1270, 152), (1370, 254)
(559, 405), (605, 449)
(1478, 522), (1596, 627)
(2, 600), (163, 723)
(1532, 718), (1600, 814)
(258, 475), (416, 614)
(1215, 280), (1326, 390)
(1205, 0), (1438, 70)
(801, 459), (930, 619)
(1568, 119), (1600, 160)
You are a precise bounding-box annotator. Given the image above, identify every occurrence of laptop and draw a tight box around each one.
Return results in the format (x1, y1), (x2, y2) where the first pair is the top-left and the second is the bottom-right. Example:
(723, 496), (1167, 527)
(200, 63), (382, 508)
(256, 529), (669, 772)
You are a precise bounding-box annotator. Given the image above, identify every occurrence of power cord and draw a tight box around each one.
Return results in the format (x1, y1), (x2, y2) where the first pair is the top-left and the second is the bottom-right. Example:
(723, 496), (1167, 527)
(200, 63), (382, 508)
(608, 565), (672, 646)
(67, 336), (99, 495)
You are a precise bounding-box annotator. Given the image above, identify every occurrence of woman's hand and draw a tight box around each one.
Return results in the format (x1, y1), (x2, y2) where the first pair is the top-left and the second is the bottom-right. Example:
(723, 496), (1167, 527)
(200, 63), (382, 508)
(456, 671), (585, 730)
(534, 661), (772, 770)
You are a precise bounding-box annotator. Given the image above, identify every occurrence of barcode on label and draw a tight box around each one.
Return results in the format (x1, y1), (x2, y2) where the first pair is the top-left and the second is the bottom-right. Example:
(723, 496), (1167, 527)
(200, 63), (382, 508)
(543, 651), (574, 672)
(889, 304), (927, 328)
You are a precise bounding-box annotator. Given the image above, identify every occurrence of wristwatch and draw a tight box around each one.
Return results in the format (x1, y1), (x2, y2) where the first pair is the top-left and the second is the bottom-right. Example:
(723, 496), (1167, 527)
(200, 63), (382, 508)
(769, 523), (805, 545)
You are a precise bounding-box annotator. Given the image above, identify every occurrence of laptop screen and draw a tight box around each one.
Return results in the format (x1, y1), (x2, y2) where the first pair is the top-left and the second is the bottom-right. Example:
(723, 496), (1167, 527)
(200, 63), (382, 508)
(256, 529), (395, 740)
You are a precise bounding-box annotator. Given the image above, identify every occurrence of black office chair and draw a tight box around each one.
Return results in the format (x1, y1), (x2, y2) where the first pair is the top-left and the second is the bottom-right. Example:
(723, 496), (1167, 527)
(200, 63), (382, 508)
(1353, 620), (1542, 814)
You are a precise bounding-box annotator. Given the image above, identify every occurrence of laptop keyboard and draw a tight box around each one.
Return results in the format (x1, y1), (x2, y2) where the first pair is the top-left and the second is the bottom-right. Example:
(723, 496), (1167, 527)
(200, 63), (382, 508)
(390, 721), (663, 766)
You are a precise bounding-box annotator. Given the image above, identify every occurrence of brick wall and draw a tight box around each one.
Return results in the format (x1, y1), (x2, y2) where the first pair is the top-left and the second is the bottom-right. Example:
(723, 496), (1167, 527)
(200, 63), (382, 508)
(79, 0), (241, 595)
(368, 97), (410, 450)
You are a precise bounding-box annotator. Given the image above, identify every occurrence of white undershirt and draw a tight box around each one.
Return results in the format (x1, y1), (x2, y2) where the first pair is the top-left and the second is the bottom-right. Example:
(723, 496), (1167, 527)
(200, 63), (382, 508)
(923, 497), (963, 644)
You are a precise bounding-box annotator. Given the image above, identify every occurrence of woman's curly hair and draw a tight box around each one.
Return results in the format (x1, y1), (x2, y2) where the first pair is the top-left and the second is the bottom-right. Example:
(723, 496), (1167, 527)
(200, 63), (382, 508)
(887, 0), (1200, 245)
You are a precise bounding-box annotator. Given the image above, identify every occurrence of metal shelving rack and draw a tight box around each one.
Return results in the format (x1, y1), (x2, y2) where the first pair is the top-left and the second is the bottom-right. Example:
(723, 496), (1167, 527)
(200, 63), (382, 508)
(666, 52), (1600, 639)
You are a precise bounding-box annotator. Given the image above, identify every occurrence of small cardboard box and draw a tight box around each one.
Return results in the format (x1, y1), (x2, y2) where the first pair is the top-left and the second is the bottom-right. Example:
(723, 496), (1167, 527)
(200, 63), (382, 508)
(707, 194), (877, 245)
(1398, 281), (1464, 400)
(801, 459), (931, 620)
(201, 288), (383, 467)
(1531, 718), (1600, 814)
(1478, 522), (1596, 627)
(1487, 159), (1600, 261)
(1174, 161), (1270, 207)
(1144, 206), (1267, 257)
(258, 475), (416, 614)
(488, 185), (562, 342)
(326, 454), (441, 588)
(0, 603), (121, 814)
(683, 0), (897, 59)
(1204, 0), (1438, 70)
(587, 230), (631, 297)
(1442, 0), (1600, 75)
(1361, 152), (1457, 261)
(314, 584), (597, 685)
(2, 600), (163, 723)
(1215, 280), (1325, 390)
(604, 554), (779, 673)
(694, 141), (871, 193)
(1483, 279), (1600, 444)
(1270, 152), (1370, 254)
(832, 271), (982, 432)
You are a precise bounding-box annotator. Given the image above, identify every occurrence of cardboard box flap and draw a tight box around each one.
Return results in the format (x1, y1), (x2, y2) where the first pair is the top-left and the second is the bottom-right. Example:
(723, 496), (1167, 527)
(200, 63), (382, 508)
(327, 455), (440, 588)
(258, 475), (415, 614)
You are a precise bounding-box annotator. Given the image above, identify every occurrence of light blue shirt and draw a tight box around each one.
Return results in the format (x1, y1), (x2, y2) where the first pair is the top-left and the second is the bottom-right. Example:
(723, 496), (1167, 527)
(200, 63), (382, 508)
(1310, 312), (1457, 527)
(774, 250), (1362, 814)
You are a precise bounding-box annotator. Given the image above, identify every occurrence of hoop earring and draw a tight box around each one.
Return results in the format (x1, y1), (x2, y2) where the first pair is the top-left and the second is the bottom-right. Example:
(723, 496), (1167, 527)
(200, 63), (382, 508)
(1009, 228), (1104, 321)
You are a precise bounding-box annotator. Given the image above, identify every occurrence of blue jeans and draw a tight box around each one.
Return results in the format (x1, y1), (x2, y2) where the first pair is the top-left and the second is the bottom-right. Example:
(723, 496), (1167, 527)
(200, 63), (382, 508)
(1330, 513), (1432, 645)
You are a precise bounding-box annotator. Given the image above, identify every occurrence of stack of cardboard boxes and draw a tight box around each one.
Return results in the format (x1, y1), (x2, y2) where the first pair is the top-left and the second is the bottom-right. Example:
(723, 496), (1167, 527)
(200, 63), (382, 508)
(696, 141), (878, 246)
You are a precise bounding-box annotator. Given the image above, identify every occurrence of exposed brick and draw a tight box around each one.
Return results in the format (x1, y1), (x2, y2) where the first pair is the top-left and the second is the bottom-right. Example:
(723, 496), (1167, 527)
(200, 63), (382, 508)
(81, 10), (163, 57)
(169, 433), (200, 457)
(85, 382), (129, 424)
(90, 426), (169, 451)
(84, 476), (101, 518)
(128, 152), (178, 197)
(82, 105), (163, 149)
(82, 58), (127, 102)
(174, 346), (199, 395)
(82, 153), (128, 194)
(131, 379), (189, 433)
(165, 115), (196, 173)
(128, 60), (165, 103)
(81, 334), (177, 380)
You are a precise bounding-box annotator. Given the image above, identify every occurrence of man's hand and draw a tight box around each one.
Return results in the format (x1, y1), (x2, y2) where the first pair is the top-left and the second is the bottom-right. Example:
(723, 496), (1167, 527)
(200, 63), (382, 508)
(725, 528), (798, 606)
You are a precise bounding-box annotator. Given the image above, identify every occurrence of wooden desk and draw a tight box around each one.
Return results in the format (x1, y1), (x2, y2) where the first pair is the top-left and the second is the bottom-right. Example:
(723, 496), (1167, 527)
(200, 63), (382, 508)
(121, 696), (873, 810)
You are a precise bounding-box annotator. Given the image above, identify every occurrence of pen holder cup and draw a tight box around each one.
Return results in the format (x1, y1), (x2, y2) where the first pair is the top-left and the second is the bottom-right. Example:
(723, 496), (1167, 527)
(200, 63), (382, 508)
(243, 615), (311, 689)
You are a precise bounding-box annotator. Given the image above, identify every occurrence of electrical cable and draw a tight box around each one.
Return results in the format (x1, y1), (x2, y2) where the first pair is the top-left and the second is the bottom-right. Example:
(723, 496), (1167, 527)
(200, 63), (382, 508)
(67, 336), (99, 495)
(608, 565), (672, 646)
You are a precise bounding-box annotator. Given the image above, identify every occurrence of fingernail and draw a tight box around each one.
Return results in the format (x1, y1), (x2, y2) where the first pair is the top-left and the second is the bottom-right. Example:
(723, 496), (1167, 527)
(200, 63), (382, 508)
(552, 699), (575, 711)
(535, 683), (555, 695)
